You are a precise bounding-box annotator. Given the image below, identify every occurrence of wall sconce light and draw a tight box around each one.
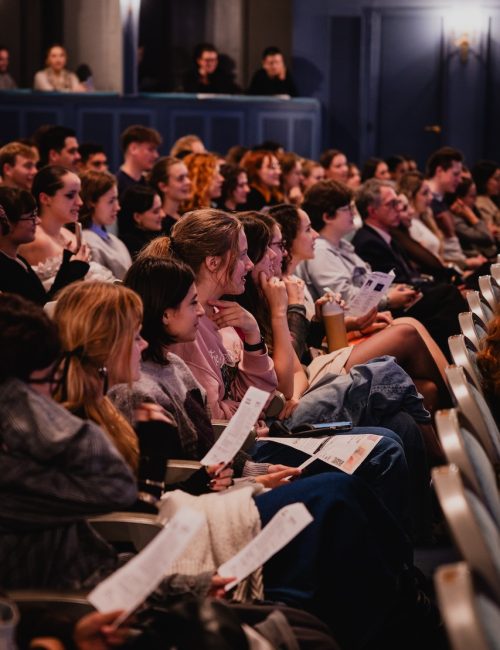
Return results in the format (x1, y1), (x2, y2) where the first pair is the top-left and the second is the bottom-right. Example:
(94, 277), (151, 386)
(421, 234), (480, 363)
(446, 7), (483, 64)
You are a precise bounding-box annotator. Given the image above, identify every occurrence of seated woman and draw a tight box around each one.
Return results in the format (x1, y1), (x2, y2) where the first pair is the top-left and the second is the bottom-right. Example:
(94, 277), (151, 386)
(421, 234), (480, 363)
(240, 149), (283, 210)
(47, 282), (425, 650)
(269, 203), (450, 417)
(117, 185), (164, 259)
(360, 157), (391, 183)
(0, 292), (137, 590)
(449, 177), (497, 260)
(33, 44), (86, 92)
(149, 156), (192, 234)
(181, 152), (223, 212)
(472, 159), (500, 236)
(217, 163), (250, 211)
(278, 151), (304, 206)
(18, 165), (114, 287)
(301, 159), (325, 192)
(0, 186), (88, 304)
(80, 170), (132, 280)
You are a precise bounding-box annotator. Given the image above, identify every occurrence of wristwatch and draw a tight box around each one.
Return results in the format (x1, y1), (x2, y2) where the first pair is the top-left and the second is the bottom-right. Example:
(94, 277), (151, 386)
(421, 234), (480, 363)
(243, 335), (266, 352)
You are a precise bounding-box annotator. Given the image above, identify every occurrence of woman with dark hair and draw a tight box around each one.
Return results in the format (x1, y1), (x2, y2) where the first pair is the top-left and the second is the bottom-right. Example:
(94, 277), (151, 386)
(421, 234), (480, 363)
(449, 177), (497, 259)
(279, 151), (304, 206)
(471, 159), (500, 235)
(80, 170), (132, 279)
(33, 44), (85, 92)
(361, 157), (391, 183)
(119, 185), (165, 258)
(149, 156), (192, 233)
(217, 163), (250, 211)
(240, 150), (283, 210)
(0, 185), (88, 303)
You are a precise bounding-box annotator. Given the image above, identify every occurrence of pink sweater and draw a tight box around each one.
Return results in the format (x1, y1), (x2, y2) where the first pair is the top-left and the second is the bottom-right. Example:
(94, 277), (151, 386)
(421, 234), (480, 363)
(170, 315), (277, 419)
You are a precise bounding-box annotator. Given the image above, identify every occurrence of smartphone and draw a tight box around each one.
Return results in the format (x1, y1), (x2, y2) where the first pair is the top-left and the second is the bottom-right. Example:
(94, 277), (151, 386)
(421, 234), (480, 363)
(75, 221), (82, 250)
(311, 421), (353, 432)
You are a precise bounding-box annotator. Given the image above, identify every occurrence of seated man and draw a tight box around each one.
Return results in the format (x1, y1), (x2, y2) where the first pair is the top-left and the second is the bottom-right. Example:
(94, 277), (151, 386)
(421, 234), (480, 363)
(116, 124), (161, 199)
(0, 142), (37, 191)
(351, 178), (466, 354)
(78, 142), (109, 173)
(33, 125), (81, 172)
(247, 46), (297, 97)
(182, 43), (239, 94)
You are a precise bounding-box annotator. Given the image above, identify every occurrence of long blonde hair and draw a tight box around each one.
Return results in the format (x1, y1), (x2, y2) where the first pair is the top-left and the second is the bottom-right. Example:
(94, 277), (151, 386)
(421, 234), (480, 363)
(53, 282), (142, 471)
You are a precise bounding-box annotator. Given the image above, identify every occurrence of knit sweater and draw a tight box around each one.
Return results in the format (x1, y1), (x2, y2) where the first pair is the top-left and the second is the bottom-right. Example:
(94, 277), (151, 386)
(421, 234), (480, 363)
(82, 229), (132, 280)
(108, 352), (270, 478)
(169, 315), (277, 419)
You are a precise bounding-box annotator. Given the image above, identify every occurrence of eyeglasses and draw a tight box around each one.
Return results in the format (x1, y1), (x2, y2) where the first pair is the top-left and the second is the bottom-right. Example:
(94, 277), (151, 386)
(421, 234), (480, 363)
(18, 210), (39, 223)
(381, 199), (400, 210)
(270, 240), (286, 252)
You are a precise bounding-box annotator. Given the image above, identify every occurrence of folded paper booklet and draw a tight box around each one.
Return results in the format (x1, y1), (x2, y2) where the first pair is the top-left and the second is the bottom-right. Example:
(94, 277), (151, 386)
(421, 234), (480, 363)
(87, 506), (204, 625)
(201, 386), (270, 466)
(346, 270), (395, 317)
(218, 502), (313, 591)
(265, 434), (382, 474)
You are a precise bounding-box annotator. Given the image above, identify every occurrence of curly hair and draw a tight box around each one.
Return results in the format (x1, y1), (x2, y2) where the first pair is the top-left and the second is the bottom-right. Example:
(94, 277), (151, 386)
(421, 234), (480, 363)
(181, 152), (218, 212)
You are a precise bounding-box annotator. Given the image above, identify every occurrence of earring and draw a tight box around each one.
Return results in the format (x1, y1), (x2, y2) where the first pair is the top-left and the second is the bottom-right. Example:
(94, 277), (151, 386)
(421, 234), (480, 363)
(98, 366), (108, 394)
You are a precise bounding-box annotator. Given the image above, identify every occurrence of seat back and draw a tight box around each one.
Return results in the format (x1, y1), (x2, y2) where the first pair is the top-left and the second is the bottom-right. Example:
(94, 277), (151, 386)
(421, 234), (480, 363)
(432, 465), (500, 601)
(467, 290), (493, 324)
(459, 312), (487, 351)
(7, 590), (93, 619)
(491, 263), (500, 284)
(434, 563), (495, 650)
(448, 335), (483, 393)
(479, 275), (500, 312)
(435, 409), (500, 527)
(88, 511), (163, 552)
(445, 365), (500, 467)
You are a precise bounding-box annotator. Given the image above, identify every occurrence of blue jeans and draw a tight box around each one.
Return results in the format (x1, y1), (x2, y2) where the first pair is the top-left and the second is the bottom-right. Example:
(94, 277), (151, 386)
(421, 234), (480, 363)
(252, 427), (411, 535)
(254, 472), (412, 649)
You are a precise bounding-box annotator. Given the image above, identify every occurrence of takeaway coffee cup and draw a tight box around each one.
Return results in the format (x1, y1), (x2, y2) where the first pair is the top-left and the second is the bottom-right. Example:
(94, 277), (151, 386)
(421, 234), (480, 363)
(322, 300), (348, 351)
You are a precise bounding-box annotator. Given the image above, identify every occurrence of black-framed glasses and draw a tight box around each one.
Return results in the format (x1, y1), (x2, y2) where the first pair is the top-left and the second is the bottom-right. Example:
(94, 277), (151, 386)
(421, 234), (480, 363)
(18, 210), (39, 223)
(270, 240), (286, 252)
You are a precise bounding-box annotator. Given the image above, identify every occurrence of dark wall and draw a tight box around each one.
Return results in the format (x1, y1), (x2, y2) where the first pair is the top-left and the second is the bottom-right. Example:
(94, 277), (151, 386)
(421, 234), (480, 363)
(292, 0), (500, 167)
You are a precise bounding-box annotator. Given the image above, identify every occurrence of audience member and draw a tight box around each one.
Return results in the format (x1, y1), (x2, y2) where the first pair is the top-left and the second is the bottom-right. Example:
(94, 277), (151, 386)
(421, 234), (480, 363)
(33, 44), (86, 92)
(0, 45), (16, 89)
(352, 178), (466, 353)
(361, 156), (391, 182)
(182, 43), (239, 94)
(218, 163), (250, 211)
(0, 186), (88, 304)
(247, 46), (297, 97)
(346, 162), (362, 189)
(240, 149), (283, 210)
(472, 159), (500, 235)
(319, 148), (349, 183)
(182, 152), (223, 211)
(18, 165), (116, 288)
(116, 125), (161, 197)
(149, 156), (192, 232)
(0, 142), (37, 190)
(34, 125), (81, 171)
(279, 151), (304, 205)
(119, 185), (164, 258)
(75, 62), (94, 92)
(79, 170), (132, 279)
(170, 134), (206, 158)
(78, 143), (108, 173)
(226, 144), (248, 165)
(386, 154), (410, 183)
(301, 158), (325, 191)
(449, 176), (497, 259)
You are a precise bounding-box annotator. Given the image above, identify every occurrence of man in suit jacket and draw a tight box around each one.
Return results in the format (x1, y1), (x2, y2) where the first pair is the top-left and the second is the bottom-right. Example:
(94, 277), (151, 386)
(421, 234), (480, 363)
(352, 179), (466, 355)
